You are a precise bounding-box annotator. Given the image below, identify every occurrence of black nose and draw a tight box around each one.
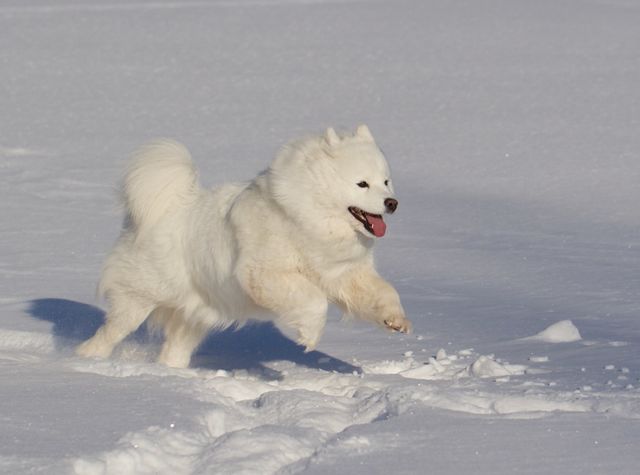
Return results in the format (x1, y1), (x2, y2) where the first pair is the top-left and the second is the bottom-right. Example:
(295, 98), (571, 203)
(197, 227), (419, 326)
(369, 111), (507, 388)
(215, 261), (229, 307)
(384, 198), (398, 213)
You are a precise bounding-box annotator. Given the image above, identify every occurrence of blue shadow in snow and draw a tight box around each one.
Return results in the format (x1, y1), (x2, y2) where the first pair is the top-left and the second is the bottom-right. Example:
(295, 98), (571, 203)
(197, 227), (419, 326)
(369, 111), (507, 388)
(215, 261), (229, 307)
(27, 298), (105, 344)
(194, 322), (361, 378)
(26, 298), (360, 379)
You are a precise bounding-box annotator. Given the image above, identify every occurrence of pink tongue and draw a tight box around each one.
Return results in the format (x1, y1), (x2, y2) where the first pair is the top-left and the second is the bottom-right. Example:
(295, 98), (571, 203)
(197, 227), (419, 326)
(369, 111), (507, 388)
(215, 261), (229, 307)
(367, 215), (386, 237)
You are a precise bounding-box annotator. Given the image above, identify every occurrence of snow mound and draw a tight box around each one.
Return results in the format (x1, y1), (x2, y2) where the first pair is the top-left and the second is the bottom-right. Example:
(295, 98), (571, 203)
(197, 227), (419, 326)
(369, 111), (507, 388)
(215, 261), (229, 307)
(364, 350), (527, 381)
(527, 320), (582, 343)
(468, 356), (514, 378)
(398, 359), (447, 380)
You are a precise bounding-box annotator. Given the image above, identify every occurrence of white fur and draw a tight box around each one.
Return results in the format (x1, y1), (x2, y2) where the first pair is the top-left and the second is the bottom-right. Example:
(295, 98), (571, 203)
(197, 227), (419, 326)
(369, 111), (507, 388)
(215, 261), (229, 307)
(77, 126), (411, 368)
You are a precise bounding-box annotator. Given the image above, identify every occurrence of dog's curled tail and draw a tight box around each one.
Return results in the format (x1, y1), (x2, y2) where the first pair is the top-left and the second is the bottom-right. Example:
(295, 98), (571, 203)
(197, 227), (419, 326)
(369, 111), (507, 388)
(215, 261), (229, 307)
(123, 139), (199, 236)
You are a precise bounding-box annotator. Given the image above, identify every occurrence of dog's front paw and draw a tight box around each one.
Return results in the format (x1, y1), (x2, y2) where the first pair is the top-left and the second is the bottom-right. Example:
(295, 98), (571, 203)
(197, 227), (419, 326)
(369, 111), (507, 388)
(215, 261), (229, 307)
(383, 314), (412, 333)
(296, 329), (322, 353)
(297, 334), (319, 353)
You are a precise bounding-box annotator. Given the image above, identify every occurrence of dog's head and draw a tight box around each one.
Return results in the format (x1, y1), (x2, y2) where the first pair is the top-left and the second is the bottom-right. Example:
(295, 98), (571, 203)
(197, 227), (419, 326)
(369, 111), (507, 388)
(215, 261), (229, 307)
(268, 125), (398, 241)
(321, 125), (397, 238)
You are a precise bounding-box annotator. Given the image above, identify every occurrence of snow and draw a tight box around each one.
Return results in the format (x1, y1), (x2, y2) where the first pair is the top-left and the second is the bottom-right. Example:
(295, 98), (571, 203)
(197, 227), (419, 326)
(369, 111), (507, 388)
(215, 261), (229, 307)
(529, 355), (549, 363)
(525, 320), (583, 343)
(2, 0), (640, 474)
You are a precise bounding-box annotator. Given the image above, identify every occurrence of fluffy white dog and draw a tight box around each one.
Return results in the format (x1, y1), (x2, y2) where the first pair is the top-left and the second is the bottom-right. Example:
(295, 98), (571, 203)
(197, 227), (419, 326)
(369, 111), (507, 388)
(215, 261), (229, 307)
(77, 125), (411, 368)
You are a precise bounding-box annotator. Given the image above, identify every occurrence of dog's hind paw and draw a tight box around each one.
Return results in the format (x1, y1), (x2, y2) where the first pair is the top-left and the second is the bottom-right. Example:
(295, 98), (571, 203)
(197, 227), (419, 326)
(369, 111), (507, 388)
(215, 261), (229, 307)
(75, 337), (113, 359)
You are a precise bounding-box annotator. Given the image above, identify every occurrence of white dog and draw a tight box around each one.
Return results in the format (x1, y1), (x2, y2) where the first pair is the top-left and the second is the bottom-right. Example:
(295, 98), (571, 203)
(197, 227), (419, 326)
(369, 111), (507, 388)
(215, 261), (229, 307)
(77, 125), (411, 368)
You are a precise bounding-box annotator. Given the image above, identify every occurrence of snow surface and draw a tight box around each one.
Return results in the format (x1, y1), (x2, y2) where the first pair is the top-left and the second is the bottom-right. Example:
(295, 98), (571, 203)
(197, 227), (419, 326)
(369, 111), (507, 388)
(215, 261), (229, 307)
(2, 0), (640, 474)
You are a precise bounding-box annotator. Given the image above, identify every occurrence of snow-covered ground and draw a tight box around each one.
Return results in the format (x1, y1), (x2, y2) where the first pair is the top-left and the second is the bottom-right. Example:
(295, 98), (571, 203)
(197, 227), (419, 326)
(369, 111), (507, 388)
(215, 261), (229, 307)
(2, 0), (640, 473)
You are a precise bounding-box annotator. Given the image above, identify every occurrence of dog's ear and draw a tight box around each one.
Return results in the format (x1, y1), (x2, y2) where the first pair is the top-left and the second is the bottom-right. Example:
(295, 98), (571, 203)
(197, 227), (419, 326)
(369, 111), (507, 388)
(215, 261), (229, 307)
(355, 124), (374, 142)
(324, 127), (340, 147)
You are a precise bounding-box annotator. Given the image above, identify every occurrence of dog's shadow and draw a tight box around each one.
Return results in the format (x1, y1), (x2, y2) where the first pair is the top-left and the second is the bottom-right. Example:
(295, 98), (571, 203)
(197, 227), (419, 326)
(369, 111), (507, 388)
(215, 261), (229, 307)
(27, 298), (360, 379)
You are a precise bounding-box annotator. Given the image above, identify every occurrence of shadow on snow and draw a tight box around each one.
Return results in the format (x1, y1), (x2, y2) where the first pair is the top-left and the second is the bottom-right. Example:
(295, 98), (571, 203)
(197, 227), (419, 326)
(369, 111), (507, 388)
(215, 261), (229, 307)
(26, 298), (360, 379)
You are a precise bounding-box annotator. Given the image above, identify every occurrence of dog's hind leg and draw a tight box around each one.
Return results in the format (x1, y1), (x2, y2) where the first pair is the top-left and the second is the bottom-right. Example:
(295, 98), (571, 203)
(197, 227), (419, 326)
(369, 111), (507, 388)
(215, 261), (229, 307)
(156, 309), (208, 368)
(76, 292), (154, 359)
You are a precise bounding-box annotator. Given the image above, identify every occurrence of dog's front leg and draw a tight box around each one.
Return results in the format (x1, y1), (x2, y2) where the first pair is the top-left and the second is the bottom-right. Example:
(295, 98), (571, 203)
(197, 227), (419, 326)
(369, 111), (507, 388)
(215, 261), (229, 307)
(335, 267), (411, 333)
(239, 267), (328, 351)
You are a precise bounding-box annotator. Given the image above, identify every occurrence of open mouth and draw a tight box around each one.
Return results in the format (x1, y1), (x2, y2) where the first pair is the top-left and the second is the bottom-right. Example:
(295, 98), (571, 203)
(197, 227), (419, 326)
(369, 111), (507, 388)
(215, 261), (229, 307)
(348, 206), (386, 237)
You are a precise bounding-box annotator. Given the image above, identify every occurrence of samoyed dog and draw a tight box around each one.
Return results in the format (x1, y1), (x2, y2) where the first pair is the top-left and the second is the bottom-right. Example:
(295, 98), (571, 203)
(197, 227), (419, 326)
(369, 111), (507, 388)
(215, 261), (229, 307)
(77, 125), (411, 368)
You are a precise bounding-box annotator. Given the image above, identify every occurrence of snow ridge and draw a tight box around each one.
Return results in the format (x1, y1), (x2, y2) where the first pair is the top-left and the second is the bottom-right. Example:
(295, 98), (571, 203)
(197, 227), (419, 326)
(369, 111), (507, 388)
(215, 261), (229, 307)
(1, 321), (639, 475)
(62, 341), (638, 475)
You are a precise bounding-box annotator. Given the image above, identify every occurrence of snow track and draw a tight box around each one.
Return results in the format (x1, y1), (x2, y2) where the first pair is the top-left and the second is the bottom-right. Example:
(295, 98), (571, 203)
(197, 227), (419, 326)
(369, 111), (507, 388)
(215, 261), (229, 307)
(1, 324), (638, 474)
(73, 360), (640, 475)
(67, 357), (452, 473)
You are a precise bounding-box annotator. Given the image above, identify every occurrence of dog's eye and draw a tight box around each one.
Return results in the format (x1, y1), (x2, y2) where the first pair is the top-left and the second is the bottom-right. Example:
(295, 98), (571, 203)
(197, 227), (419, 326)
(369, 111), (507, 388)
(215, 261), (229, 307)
(357, 181), (369, 188)
(384, 180), (389, 186)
